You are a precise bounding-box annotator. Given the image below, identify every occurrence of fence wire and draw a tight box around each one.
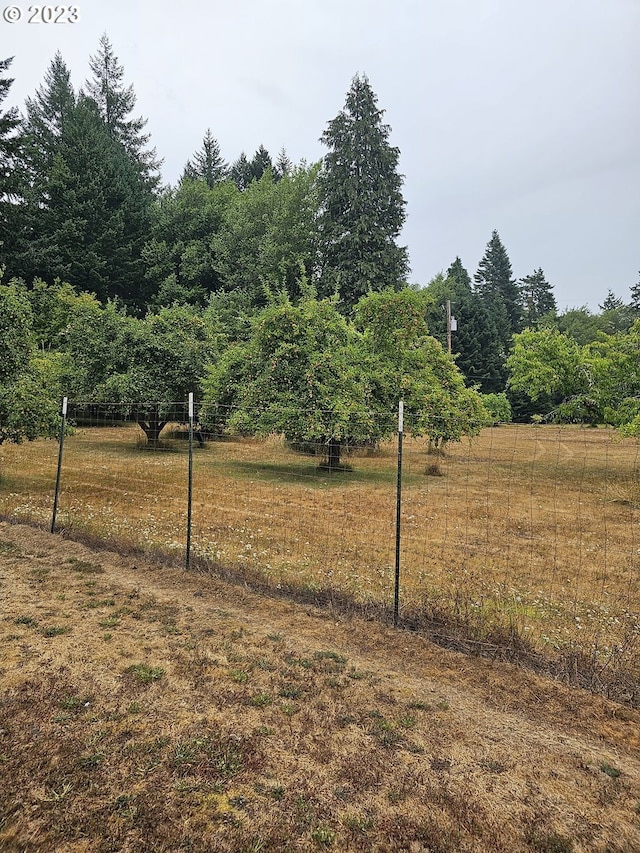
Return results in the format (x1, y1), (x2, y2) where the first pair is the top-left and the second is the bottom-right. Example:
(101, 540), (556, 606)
(1, 399), (639, 702)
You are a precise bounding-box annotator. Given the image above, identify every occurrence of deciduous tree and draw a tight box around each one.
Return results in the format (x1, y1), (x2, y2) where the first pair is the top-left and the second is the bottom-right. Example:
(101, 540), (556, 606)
(214, 164), (319, 307)
(201, 295), (375, 469)
(143, 177), (237, 307)
(63, 302), (217, 445)
(355, 288), (487, 450)
(0, 278), (60, 444)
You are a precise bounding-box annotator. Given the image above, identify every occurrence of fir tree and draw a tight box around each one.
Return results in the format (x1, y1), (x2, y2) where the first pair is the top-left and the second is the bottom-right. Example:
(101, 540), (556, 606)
(274, 146), (292, 181)
(0, 57), (21, 255)
(599, 290), (624, 312)
(183, 128), (228, 187)
(37, 97), (153, 306)
(84, 33), (160, 183)
(318, 74), (409, 309)
(598, 289), (633, 333)
(22, 51), (76, 176)
(446, 256), (471, 289)
(519, 267), (557, 326)
(447, 258), (504, 390)
(474, 230), (522, 350)
(0, 57), (20, 181)
(2, 52), (76, 279)
(629, 272), (640, 314)
(250, 144), (272, 181)
(230, 152), (253, 191)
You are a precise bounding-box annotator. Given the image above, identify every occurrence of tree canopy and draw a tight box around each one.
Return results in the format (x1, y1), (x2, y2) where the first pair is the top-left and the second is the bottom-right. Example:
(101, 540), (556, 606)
(201, 295), (375, 469)
(0, 277), (60, 444)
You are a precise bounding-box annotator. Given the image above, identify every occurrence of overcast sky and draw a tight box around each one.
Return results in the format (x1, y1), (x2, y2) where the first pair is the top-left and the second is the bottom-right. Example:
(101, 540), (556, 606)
(4, 0), (639, 311)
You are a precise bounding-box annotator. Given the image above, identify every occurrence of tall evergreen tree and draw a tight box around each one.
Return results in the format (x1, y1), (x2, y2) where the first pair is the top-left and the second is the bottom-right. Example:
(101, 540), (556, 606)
(0, 57), (21, 256)
(84, 33), (160, 183)
(424, 263), (505, 392)
(274, 146), (292, 181)
(0, 57), (20, 184)
(598, 289), (633, 334)
(318, 74), (409, 309)
(474, 230), (522, 350)
(447, 256), (471, 290)
(22, 51), (76, 173)
(599, 290), (623, 312)
(519, 267), (557, 326)
(230, 152), (253, 191)
(250, 144), (272, 181)
(39, 97), (153, 306)
(2, 53), (77, 279)
(183, 128), (228, 187)
(629, 272), (640, 314)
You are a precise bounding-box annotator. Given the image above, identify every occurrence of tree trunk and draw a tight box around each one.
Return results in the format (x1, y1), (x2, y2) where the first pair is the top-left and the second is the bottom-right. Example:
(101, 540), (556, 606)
(137, 406), (166, 447)
(325, 437), (341, 470)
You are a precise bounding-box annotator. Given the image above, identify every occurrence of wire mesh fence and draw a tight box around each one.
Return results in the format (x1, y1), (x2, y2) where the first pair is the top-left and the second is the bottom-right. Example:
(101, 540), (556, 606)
(1, 398), (639, 702)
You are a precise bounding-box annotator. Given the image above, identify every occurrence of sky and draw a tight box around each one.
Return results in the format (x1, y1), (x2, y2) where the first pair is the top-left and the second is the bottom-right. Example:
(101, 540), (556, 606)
(3, 0), (639, 311)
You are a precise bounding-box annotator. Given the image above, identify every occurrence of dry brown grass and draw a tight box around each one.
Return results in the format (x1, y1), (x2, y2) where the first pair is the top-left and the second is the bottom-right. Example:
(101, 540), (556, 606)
(1, 423), (639, 703)
(1, 521), (639, 852)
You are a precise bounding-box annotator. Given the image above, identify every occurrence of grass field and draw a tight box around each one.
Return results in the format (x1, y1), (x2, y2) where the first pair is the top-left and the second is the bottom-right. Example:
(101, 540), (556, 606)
(1, 422), (639, 703)
(1, 521), (639, 852)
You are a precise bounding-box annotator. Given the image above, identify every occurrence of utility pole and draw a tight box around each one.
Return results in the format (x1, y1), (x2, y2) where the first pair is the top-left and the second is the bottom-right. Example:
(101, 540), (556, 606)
(446, 300), (457, 355)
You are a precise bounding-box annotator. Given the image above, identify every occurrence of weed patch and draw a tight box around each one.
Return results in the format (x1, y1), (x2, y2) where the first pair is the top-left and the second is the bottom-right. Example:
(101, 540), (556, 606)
(123, 663), (165, 685)
(67, 557), (104, 575)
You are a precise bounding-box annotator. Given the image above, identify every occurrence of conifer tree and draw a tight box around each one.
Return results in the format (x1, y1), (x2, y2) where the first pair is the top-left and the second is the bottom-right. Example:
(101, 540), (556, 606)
(318, 74), (408, 309)
(598, 289), (633, 333)
(447, 256), (471, 289)
(629, 272), (640, 314)
(599, 290), (624, 312)
(2, 52), (77, 279)
(22, 51), (75, 173)
(424, 261), (505, 392)
(250, 144), (272, 181)
(37, 97), (152, 306)
(519, 267), (557, 326)
(230, 152), (253, 191)
(84, 33), (160, 183)
(0, 57), (21, 256)
(274, 146), (292, 181)
(474, 230), (522, 350)
(183, 128), (228, 187)
(0, 57), (20, 183)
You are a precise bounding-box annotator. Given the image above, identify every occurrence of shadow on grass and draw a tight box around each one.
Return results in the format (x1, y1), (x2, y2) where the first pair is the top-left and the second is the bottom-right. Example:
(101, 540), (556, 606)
(207, 457), (401, 488)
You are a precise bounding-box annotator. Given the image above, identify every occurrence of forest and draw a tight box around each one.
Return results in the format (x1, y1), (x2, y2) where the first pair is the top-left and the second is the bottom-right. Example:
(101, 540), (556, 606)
(1, 36), (640, 455)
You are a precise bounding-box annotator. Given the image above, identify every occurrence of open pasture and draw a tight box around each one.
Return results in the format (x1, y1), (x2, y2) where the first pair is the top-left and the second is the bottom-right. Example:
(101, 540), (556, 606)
(1, 422), (639, 701)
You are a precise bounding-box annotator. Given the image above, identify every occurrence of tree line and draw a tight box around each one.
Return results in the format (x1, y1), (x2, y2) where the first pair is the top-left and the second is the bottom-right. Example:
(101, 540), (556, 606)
(1, 37), (639, 455)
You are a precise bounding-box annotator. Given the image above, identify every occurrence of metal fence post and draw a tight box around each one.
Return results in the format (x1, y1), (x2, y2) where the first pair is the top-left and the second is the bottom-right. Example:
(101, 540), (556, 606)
(186, 393), (194, 570)
(51, 396), (67, 534)
(394, 399), (404, 627)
